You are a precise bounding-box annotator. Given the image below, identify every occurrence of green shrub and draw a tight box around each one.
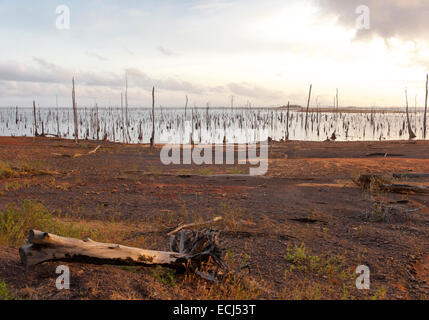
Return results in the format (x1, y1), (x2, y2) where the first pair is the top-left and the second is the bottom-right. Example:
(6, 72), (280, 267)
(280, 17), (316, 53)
(0, 280), (15, 300)
(0, 200), (53, 246)
(0, 200), (98, 246)
(151, 266), (176, 287)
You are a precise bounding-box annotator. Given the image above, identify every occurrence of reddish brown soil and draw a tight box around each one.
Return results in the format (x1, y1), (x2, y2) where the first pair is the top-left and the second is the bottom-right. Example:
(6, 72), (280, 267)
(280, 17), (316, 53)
(0, 137), (428, 300)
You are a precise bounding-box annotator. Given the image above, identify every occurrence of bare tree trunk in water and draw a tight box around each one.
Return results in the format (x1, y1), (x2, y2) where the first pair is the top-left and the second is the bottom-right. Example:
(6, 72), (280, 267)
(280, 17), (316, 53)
(424, 74), (428, 139)
(151, 87), (155, 148)
(72, 78), (79, 144)
(305, 84), (312, 131)
(33, 100), (38, 137)
(405, 89), (416, 140)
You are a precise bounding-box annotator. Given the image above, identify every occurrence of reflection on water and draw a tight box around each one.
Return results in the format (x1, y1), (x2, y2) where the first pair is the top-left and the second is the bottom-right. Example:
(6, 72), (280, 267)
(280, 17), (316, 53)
(0, 107), (426, 143)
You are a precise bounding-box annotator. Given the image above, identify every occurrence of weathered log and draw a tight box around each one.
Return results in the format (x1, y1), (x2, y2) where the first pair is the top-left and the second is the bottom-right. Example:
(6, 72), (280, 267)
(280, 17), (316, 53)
(393, 173), (429, 179)
(380, 184), (429, 195)
(20, 230), (189, 269)
(19, 229), (225, 273)
(365, 153), (404, 157)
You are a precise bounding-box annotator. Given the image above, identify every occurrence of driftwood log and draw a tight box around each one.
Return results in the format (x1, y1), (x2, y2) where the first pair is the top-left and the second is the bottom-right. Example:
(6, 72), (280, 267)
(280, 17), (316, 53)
(380, 184), (429, 195)
(355, 174), (429, 195)
(52, 145), (101, 158)
(393, 173), (429, 179)
(19, 229), (226, 275)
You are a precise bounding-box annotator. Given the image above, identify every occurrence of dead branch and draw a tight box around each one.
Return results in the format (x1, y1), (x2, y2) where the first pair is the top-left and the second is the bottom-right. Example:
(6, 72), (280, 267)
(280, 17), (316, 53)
(53, 145), (101, 158)
(168, 217), (223, 236)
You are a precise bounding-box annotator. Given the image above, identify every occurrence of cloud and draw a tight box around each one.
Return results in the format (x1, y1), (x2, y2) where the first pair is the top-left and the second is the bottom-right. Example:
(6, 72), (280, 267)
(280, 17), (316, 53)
(0, 59), (289, 106)
(0, 59), (210, 104)
(0, 58), (71, 84)
(227, 82), (285, 99)
(126, 68), (204, 94)
(190, 0), (237, 13)
(85, 51), (109, 61)
(318, 0), (429, 41)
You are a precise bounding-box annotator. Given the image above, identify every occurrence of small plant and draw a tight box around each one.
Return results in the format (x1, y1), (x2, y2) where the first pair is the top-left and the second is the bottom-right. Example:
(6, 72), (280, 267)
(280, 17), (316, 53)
(146, 166), (162, 176)
(115, 266), (142, 274)
(0, 161), (17, 179)
(0, 280), (15, 300)
(364, 201), (391, 222)
(184, 271), (265, 300)
(0, 160), (47, 179)
(151, 266), (176, 287)
(3, 180), (30, 192)
(370, 287), (387, 300)
(228, 166), (245, 175)
(0, 200), (53, 246)
(0, 200), (119, 246)
(284, 243), (348, 277)
(196, 167), (213, 176)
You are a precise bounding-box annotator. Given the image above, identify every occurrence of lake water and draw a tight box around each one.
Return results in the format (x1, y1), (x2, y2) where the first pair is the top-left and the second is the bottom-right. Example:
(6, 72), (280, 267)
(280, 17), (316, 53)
(0, 107), (426, 144)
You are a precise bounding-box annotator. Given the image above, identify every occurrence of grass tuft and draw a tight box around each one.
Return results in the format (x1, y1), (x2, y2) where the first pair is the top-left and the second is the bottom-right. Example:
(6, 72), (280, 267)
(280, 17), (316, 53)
(0, 280), (15, 300)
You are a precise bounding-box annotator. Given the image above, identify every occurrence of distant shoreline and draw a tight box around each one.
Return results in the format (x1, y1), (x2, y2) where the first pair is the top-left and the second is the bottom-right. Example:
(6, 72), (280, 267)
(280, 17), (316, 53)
(0, 106), (423, 113)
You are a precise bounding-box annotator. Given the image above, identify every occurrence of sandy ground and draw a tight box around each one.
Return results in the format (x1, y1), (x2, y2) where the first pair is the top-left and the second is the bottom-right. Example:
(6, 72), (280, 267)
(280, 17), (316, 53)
(0, 137), (428, 300)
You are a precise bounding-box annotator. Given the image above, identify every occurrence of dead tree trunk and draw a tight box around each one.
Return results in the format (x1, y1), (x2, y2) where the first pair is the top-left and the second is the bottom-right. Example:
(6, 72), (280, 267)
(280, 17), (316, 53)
(20, 230), (189, 269)
(95, 103), (100, 141)
(72, 78), (79, 144)
(285, 101), (290, 141)
(184, 95), (188, 119)
(33, 100), (38, 137)
(151, 86), (155, 148)
(19, 229), (225, 274)
(125, 73), (131, 143)
(424, 74), (428, 139)
(56, 95), (60, 137)
(336, 88), (339, 112)
(305, 84), (312, 131)
(405, 89), (416, 140)
(120, 92), (126, 143)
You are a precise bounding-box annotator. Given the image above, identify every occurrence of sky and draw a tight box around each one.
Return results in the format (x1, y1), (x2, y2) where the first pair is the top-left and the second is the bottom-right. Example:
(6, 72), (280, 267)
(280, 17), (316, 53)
(0, 0), (428, 108)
